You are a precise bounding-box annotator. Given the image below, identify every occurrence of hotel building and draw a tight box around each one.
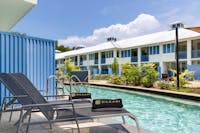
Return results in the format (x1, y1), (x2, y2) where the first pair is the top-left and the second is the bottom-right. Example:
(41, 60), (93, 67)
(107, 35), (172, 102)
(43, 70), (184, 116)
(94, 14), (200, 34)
(56, 23), (200, 79)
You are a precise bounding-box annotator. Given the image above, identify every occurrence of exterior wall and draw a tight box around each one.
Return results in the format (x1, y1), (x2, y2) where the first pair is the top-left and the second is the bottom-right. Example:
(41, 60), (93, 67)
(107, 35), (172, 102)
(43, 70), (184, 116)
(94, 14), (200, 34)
(0, 31), (55, 105)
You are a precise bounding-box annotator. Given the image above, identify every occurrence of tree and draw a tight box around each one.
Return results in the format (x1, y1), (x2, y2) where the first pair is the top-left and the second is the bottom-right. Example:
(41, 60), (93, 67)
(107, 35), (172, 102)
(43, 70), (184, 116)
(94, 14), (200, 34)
(56, 41), (71, 52)
(63, 59), (79, 76)
(111, 58), (119, 75)
(141, 63), (159, 87)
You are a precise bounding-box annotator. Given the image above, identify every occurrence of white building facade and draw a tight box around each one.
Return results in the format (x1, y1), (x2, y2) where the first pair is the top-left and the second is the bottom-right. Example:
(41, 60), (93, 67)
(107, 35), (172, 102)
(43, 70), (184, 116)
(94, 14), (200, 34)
(56, 28), (200, 79)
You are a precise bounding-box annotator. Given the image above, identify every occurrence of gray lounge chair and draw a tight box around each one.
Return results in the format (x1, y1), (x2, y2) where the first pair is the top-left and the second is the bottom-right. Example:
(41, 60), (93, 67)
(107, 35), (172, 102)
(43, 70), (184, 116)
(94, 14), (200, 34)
(0, 73), (33, 122)
(1, 73), (140, 133)
(11, 73), (92, 104)
(0, 73), (70, 122)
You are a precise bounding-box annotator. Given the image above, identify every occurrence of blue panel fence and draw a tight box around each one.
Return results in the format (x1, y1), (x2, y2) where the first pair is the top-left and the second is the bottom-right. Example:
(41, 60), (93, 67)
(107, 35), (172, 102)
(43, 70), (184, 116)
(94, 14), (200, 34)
(0, 31), (55, 106)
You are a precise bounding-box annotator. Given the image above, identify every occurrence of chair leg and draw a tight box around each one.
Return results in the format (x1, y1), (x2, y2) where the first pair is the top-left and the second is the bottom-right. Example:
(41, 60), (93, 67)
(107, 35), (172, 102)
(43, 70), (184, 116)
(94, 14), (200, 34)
(9, 104), (14, 122)
(0, 98), (6, 122)
(0, 106), (3, 122)
(122, 116), (126, 124)
(25, 110), (32, 133)
(75, 119), (80, 133)
(49, 123), (52, 129)
(17, 109), (24, 133)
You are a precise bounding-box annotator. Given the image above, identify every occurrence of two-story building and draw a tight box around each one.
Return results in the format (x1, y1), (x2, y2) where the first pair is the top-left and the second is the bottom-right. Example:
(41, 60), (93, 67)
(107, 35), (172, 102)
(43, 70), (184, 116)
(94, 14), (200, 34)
(56, 24), (200, 79)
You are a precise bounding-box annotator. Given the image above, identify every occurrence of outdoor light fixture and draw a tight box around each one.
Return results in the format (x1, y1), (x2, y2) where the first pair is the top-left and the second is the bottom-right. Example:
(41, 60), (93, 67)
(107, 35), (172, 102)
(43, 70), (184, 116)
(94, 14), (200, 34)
(170, 21), (184, 89)
(175, 27), (180, 89)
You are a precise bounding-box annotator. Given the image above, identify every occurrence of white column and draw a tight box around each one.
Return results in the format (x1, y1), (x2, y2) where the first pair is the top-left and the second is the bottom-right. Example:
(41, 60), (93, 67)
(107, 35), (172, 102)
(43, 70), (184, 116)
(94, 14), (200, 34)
(187, 39), (192, 65)
(98, 52), (101, 74)
(86, 54), (90, 70)
(113, 49), (117, 58)
(138, 47), (141, 66)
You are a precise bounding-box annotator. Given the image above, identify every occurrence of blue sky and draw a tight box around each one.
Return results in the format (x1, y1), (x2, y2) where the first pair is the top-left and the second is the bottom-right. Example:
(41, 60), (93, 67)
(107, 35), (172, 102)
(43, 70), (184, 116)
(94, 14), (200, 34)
(13, 0), (200, 47)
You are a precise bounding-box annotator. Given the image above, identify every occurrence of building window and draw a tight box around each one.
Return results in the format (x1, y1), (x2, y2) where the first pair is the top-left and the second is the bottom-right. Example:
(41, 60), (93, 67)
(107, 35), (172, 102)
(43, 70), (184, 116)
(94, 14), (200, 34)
(163, 44), (166, 53)
(171, 43), (175, 52)
(149, 45), (159, 55)
(121, 50), (131, 58)
(104, 51), (113, 58)
(163, 43), (175, 54)
(89, 54), (94, 60)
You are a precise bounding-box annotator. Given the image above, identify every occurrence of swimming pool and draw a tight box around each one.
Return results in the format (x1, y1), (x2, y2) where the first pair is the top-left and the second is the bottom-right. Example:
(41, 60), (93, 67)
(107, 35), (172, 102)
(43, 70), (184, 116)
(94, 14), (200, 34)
(87, 86), (200, 133)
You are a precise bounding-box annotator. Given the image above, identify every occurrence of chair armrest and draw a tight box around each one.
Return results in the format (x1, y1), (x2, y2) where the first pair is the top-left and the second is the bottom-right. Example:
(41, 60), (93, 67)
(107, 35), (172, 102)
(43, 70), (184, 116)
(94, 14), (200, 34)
(3, 95), (28, 99)
(21, 101), (73, 109)
(43, 94), (69, 98)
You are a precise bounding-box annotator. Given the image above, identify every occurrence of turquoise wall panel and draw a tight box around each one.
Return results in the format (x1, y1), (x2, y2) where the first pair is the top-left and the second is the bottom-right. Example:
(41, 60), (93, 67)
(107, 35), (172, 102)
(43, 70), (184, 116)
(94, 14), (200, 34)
(0, 31), (55, 105)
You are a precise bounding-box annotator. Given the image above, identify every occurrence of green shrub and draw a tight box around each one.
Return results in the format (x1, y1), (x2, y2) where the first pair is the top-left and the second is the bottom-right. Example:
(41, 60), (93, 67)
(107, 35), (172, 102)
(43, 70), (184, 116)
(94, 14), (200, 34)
(157, 81), (172, 89)
(121, 63), (140, 85)
(171, 69), (194, 88)
(92, 74), (111, 80)
(141, 63), (158, 88)
(109, 75), (126, 85)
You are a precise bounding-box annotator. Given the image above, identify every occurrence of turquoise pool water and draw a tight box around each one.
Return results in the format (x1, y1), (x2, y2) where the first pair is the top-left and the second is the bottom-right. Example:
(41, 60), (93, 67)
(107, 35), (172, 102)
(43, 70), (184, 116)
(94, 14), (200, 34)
(87, 86), (200, 133)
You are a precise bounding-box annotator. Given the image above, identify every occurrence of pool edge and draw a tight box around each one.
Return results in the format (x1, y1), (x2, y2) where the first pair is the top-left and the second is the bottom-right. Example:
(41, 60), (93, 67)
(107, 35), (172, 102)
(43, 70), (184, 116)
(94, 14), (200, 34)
(89, 82), (200, 102)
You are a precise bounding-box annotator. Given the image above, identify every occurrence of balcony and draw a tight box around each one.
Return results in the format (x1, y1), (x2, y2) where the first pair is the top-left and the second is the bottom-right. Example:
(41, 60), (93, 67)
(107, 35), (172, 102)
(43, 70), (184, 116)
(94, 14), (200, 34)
(94, 59), (98, 64)
(101, 58), (106, 64)
(141, 55), (149, 62)
(131, 56), (138, 62)
(178, 51), (187, 59)
(192, 50), (200, 58)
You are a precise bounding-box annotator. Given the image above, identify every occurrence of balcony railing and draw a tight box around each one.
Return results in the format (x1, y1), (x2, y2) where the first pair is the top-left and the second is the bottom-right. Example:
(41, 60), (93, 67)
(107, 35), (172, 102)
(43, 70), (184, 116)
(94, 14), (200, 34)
(192, 50), (200, 58)
(94, 59), (98, 64)
(131, 56), (138, 62)
(141, 55), (149, 62)
(178, 51), (187, 59)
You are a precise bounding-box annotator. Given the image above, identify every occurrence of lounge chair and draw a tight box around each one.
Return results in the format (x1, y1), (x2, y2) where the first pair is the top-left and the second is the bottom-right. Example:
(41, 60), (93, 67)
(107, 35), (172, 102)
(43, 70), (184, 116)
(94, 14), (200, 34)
(0, 73), (140, 133)
(11, 73), (92, 104)
(0, 73), (72, 122)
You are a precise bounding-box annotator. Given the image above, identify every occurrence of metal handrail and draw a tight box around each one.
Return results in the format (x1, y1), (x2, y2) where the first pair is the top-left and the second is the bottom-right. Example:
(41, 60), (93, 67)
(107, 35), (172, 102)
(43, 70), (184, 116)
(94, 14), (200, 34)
(70, 75), (89, 93)
(46, 75), (60, 99)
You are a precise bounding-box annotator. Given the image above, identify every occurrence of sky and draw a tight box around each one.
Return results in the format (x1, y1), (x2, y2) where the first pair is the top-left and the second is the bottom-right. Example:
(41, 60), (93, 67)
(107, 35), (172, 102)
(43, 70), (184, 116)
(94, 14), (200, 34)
(13, 0), (200, 47)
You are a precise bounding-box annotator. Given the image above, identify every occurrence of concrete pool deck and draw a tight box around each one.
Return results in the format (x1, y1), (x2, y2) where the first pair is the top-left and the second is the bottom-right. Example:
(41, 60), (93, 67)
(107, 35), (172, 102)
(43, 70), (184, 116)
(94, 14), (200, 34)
(0, 112), (154, 133)
(89, 80), (200, 101)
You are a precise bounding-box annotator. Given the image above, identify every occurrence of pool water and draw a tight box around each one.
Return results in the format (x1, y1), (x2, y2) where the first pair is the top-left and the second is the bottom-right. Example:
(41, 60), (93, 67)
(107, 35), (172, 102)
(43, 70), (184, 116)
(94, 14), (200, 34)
(87, 86), (200, 133)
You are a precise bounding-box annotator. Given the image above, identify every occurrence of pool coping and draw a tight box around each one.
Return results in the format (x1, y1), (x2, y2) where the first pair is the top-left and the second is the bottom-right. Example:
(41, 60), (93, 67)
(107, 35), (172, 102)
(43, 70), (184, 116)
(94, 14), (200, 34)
(89, 82), (200, 102)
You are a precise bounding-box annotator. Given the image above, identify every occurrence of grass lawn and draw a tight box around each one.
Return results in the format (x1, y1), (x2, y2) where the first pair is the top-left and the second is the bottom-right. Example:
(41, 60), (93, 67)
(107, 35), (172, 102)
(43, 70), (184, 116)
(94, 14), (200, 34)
(169, 87), (200, 94)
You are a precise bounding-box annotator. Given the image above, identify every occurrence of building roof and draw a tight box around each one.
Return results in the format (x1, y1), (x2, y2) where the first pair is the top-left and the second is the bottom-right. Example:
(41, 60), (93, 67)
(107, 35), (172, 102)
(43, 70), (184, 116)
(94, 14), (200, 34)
(56, 28), (200, 60)
(186, 26), (200, 33)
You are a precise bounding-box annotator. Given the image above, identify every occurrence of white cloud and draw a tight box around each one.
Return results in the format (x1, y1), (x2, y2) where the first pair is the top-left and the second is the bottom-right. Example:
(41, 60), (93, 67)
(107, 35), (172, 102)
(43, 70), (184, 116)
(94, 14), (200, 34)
(58, 14), (164, 47)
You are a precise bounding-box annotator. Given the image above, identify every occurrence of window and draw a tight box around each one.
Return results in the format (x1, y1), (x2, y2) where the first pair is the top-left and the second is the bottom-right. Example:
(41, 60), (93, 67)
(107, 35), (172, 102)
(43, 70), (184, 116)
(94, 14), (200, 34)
(163, 44), (166, 53)
(163, 43), (175, 54)
(149, 46), (159, 55)
(121, 50), (131, 57)
(89, 54), (94, 60)
(167, 44), (170, 53)
(150, 47), (153, 55)
(171, 43), (175, 52)
(157, 46), (159, 54)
